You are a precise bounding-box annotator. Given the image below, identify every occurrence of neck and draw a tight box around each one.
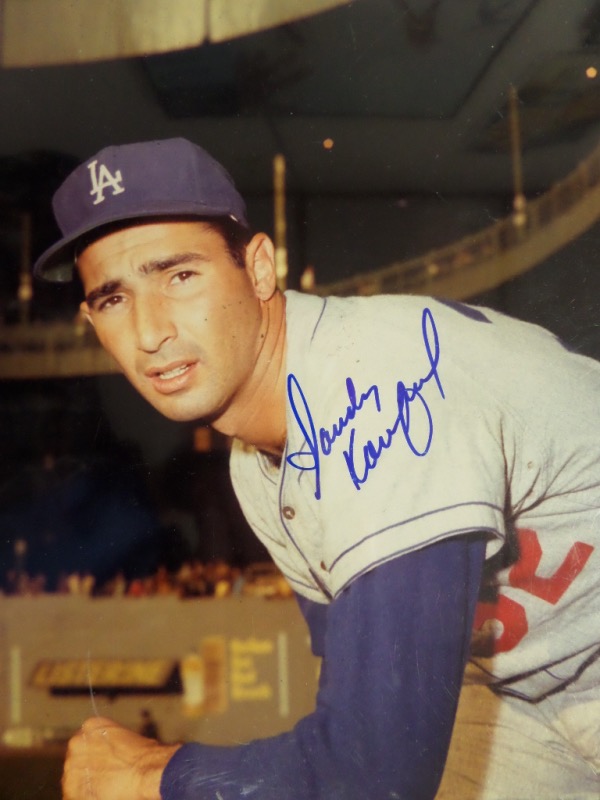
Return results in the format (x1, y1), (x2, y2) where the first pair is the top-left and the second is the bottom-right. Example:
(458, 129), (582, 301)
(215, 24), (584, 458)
(213, 292), (287, 455)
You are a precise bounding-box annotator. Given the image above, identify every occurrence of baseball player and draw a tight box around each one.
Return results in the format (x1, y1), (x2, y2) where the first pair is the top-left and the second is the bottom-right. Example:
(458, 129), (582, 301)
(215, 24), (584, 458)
(33, 138), (600, 799)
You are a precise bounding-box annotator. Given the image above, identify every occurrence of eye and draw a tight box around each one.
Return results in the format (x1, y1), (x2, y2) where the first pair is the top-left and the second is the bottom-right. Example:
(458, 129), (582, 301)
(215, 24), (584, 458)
(96, 294), (125, 312)
(170, 270), (196, 284)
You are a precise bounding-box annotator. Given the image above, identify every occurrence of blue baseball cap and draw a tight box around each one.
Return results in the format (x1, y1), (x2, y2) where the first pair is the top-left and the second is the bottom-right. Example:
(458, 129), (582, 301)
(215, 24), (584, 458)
(33, 137), (249, 282)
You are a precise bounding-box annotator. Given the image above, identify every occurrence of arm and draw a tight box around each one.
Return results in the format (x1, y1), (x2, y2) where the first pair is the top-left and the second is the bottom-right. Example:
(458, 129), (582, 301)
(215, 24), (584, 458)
(161, 534), (485, 800)
(62, 535), (484, 799)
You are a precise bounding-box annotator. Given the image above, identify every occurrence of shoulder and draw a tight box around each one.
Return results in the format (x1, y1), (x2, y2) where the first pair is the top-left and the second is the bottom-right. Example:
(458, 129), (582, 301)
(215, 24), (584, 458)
(284, 291), (431, 362)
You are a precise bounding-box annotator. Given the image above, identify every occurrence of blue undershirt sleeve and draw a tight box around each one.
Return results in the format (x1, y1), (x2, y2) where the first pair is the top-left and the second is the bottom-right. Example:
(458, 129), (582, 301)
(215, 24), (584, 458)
(160, 534), (486, 800)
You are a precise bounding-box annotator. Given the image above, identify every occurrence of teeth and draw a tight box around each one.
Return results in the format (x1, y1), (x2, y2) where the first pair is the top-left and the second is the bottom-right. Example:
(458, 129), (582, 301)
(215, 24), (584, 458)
(158, 365), (189, 380)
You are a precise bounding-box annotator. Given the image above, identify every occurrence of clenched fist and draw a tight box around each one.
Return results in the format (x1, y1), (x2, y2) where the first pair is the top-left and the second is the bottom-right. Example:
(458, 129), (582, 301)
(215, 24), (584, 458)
(62, 716), (180, 800)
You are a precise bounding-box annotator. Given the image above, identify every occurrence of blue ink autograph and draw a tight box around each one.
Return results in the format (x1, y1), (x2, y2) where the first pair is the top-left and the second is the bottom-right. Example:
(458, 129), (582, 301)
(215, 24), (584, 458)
(286, 307), (444, 499)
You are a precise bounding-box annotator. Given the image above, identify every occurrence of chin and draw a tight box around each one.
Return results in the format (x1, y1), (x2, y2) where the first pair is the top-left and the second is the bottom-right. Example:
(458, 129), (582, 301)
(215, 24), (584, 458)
(130, 377), (222, 424)
(148, 396), (219, 425)
(154, 404), (208, 423)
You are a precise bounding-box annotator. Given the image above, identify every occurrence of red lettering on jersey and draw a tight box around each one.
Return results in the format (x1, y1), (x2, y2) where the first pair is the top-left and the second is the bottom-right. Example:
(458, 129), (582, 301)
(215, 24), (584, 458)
(508, 528), (594, 605)
(473, 594), (528, 654)
(473, 528), (594, 655)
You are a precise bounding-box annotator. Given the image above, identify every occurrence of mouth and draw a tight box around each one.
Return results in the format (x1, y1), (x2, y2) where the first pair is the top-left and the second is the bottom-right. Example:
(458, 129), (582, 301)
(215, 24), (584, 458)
(157, 364), (190, 380)
(146, 360), (198, 393)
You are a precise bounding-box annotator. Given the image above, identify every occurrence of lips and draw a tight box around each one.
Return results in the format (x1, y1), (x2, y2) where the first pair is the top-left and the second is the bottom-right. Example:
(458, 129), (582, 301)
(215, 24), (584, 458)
(145, 360), (198, 394)
(157, 364), (189, 381)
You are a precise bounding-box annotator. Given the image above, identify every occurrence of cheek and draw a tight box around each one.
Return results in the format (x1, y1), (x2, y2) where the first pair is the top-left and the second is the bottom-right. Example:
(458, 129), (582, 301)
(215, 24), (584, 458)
(202, 295), (260, 346)
(92, 324), (115, 353)
(223, 307), (262, 361)
(94, 323), (136, 370)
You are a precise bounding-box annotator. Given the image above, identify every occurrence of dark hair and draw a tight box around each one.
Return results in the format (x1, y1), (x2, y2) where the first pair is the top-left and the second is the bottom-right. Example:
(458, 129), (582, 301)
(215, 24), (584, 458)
(74, 215), (252, 270)
(205, 216), (252, 268)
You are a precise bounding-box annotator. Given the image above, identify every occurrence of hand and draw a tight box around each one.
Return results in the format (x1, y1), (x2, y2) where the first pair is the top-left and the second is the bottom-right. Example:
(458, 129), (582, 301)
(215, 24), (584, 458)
(62, 716), (180, 800)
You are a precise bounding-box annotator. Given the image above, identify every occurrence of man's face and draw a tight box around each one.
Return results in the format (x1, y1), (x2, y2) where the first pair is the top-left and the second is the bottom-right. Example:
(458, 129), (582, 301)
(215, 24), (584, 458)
(78, 220), (266, 424)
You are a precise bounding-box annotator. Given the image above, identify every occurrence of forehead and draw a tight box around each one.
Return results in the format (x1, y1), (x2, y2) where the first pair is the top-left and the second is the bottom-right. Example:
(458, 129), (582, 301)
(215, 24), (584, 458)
(82, 219), (223, 255)
(78, 220), (226, 272)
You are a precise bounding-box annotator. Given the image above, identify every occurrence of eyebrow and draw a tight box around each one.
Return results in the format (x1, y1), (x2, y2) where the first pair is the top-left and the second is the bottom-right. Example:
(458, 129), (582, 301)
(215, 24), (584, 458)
(85, 252), (207, 308)
(139, 251), (206, 276)
(85, 280), (122, 309)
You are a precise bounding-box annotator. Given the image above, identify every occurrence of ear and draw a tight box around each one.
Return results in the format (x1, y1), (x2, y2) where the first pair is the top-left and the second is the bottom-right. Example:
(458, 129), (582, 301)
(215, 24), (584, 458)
(79, 301), (94, 327)
(245, 233), (278, 301)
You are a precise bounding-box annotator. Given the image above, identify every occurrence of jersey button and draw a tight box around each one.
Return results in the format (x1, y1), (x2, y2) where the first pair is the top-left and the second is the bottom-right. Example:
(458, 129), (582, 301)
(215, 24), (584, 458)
(282, 506), (295, 520)
(320, 561), (328, 571)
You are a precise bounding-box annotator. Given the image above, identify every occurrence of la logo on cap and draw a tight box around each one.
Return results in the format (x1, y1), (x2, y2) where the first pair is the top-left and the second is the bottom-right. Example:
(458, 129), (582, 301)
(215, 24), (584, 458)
(87, 159), (125, 205)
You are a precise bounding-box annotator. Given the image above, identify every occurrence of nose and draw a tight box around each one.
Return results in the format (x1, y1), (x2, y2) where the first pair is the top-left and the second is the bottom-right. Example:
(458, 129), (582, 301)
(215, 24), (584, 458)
(133, 294), (176, 353)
